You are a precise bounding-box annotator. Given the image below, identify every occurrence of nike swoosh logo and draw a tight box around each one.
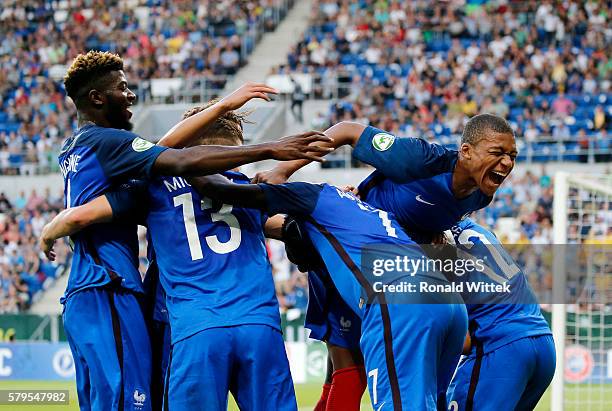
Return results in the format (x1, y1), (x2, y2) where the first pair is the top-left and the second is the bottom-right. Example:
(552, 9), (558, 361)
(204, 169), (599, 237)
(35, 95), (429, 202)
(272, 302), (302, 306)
(376, 402), (386, 411)
(415, 195), (435, 205)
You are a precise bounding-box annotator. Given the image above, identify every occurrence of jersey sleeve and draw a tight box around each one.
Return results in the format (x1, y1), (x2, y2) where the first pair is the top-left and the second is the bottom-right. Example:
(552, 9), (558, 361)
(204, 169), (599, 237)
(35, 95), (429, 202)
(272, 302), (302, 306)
(258, 182), (324, 216)
(352, 126), (458, 183)
(94, 128), (167, 180)
(105, 179), (149, 222)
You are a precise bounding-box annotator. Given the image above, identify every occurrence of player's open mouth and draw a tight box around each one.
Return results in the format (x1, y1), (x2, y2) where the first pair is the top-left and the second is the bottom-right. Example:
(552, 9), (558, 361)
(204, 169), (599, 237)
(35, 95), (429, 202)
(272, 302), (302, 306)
(126, 106), (133, 119)
(488, 170), (507, 186)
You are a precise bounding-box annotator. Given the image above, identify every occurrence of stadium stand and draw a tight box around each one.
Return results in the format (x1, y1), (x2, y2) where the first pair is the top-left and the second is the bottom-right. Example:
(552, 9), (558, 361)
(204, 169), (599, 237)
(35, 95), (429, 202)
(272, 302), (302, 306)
(0, 0), (295, 175)
(271, 0), (611, 163)
(0, 189), (70, 313)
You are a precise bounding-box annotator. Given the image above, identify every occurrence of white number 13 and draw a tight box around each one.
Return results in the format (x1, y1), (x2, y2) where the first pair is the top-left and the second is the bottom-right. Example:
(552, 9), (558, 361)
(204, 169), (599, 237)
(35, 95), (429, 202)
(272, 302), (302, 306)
(174, 193), (241, 260)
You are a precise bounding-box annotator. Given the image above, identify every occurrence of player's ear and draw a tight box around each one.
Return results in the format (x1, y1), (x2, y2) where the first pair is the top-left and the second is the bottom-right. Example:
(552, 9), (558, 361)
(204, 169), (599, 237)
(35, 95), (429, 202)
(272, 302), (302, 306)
(88, 89), (106, 108)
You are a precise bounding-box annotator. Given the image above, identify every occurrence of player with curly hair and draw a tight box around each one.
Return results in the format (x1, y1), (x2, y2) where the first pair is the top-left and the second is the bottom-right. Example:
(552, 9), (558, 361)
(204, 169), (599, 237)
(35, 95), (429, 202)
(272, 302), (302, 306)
(58, 50), (331, 411)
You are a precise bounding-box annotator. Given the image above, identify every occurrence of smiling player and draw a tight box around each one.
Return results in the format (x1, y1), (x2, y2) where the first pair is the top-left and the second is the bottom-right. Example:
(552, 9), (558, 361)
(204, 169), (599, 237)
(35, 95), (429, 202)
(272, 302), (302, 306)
(58, 50), (332, 411)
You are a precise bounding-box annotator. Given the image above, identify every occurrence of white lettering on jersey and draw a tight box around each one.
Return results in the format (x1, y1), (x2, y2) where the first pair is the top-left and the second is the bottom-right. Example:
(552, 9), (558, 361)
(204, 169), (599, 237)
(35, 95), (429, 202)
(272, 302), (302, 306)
(59, 154), (81, 177)
(163, 177), (191, 193)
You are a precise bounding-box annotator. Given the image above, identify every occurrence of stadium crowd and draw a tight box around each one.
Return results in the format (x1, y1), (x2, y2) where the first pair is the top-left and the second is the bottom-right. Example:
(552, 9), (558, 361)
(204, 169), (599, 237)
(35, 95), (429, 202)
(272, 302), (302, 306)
(0, 0), (294, 175)
(0, 188), (70, 313)
(275, 0), (611, 160)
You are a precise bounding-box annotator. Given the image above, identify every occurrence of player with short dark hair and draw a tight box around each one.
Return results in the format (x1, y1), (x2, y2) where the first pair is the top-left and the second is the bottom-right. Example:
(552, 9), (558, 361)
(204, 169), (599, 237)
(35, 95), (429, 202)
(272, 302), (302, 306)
(255, 114), (517, 407)
(58, 50), (332, 411)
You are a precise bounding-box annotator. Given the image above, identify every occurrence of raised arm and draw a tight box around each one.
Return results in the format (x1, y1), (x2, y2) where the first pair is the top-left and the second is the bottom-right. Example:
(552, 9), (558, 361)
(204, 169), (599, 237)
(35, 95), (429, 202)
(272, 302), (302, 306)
(39, 196), (113, 260)
(157, 83), (278, 148)
(153, 131), (334, 177)
(254, 121), (366, 183)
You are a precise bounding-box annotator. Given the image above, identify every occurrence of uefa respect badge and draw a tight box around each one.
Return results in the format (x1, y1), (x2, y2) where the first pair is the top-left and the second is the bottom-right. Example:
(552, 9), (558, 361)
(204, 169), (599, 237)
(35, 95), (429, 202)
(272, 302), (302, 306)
(131, 137), (155, 152)
(371, 133), (395, 151)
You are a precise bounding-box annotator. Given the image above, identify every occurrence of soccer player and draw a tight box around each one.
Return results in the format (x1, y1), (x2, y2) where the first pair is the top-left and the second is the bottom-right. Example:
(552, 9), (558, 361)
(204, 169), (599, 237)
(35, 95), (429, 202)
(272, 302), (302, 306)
(257, 114), (516, 242)
(444, 218), (555, 411)
(284, 234), (365, 411)
(57, 50), (332, 410)
(43, 103), (304, 410)
(186, 175), (469, 411)
(256, 114), (517, 406)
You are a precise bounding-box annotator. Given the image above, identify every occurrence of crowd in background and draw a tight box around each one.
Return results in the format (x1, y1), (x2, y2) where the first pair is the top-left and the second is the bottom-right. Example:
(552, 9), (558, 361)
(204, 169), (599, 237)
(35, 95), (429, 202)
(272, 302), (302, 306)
(0, 189), (70, 313)
(0, 0), (294, 175)
(276, 0), (611, 160)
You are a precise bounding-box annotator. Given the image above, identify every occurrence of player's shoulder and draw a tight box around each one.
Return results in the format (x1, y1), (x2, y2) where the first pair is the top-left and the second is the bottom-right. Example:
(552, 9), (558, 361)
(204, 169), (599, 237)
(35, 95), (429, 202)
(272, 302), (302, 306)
(61, 124), (141, 151)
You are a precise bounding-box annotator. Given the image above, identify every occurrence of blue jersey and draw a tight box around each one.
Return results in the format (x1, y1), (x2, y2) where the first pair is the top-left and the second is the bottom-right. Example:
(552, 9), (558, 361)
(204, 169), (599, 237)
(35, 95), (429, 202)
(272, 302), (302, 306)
(354, 126), (492, 242)
(114, 172), (281, 344)
(260, 182), (454, 317)
(58, 124), (166, 300)
(449, 219), (551, 353)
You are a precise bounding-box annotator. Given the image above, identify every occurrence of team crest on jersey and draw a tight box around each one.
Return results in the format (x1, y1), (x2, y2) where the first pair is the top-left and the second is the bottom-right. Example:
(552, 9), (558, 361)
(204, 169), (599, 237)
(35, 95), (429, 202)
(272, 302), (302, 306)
(372, 133), (395, 151)
(131, 137), (155, 152)
(133, 390), (146, 409)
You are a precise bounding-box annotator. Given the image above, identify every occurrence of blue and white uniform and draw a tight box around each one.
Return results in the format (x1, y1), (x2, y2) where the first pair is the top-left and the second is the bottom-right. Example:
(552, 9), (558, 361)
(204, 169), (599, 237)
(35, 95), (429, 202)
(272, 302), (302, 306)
(109, 172), (295, 411)
(260, 182), (468, 411)
(59, 124), (166, 411)
(305, 126), (491, 396)
(445, 219), (555, 411)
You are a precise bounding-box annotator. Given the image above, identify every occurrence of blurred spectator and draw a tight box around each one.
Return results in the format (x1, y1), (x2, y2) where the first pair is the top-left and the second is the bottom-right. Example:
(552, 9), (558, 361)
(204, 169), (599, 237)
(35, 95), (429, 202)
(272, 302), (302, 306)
(0, 1), (296, 175)
(0, 188), (70, 312)
(272, 0), (610, 162)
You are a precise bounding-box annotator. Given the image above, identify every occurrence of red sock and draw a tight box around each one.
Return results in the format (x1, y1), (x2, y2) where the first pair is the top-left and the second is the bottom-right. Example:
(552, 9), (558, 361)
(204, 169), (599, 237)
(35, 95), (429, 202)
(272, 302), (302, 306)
(326, 365), (367, 411)
(314, 383), (332, 411)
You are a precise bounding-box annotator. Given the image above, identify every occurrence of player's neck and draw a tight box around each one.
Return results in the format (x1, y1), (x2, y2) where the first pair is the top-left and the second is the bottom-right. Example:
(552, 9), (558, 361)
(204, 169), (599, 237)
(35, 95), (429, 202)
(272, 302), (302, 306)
(77, 112), (110, 129)
(451, 160), (479, 199)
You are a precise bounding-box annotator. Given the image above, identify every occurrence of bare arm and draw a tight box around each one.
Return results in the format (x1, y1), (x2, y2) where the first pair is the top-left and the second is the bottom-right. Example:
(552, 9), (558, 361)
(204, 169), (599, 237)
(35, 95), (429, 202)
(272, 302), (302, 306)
(157, 83), (278, 148)
(188, 174), (269, 210)
(253, 121), (366, 183)
(39, 196), (113, 260)
(153, 131), (334, 177)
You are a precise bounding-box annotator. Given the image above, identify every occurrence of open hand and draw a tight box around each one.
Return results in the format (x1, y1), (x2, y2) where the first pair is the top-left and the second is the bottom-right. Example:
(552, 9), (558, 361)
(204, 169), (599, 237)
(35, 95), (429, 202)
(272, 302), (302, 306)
(219, 82), (278, 111)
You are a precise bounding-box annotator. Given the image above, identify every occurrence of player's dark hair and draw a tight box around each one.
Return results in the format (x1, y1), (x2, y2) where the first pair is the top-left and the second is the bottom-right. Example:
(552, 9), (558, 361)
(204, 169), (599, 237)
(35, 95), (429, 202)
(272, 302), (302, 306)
(461, 113), (514, 145)
(182, 99), (251, 147)
(64, 51), (124, 103)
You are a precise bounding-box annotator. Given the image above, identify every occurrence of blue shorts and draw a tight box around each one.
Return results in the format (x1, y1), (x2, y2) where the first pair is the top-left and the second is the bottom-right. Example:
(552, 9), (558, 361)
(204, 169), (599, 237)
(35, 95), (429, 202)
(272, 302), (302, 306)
(446, 334), (555, 411)
(304, 269), (361, 349)
(63, 287), (152, 411)
(166, 324), (296, 411)
(361, 302), (468, 411)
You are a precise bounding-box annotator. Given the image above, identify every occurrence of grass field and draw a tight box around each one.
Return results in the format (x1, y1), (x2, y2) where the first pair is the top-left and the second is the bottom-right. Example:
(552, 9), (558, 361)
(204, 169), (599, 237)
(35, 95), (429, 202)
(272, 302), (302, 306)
(0, 381), (610, 410)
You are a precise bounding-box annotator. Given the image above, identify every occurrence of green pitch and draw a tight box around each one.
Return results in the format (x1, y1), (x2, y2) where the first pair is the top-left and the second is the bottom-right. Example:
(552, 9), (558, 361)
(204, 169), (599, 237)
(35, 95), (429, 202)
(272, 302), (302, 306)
(0, 381), (610, 410)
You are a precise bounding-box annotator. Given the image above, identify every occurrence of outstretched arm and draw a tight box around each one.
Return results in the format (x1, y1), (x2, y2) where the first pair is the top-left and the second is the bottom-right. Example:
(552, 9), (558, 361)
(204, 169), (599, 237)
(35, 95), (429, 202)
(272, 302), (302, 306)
(39, 196), (113, 260)
(253, 121), (366, 183)
(189, 174), (268, 210)
(157, 83), (278, 148)
(154, 131), (333, 177)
